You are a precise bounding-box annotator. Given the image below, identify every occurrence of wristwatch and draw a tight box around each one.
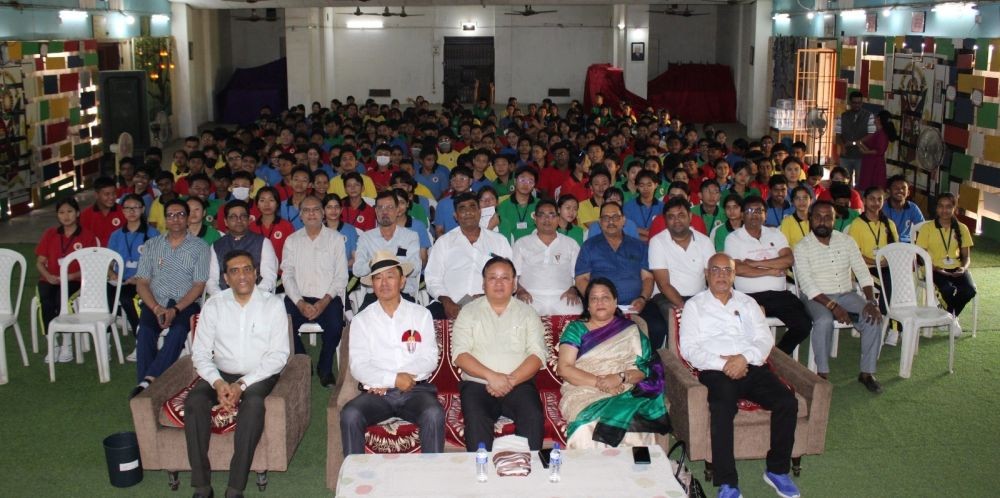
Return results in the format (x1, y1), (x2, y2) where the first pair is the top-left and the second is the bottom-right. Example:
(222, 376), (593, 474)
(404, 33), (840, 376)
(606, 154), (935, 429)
(237, 380), (248, 392)
(619, 371), (627, 383)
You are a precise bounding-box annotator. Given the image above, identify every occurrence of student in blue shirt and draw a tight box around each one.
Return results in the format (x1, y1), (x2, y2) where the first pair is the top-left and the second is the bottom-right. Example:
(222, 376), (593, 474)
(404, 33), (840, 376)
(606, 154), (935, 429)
(107, 193), (160, 335)
(414, 149), (450, 200)
(623, 170), (663, 241)
(432, 166), (474, 237)
(765, 175), (794, 227)
(591, 187), (640, 240)
(883, 175), (925, 242)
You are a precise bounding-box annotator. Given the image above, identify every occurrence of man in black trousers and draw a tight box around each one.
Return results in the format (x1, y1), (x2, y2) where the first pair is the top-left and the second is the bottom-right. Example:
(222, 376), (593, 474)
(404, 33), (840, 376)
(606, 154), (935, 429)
(185, 250), (290, 498)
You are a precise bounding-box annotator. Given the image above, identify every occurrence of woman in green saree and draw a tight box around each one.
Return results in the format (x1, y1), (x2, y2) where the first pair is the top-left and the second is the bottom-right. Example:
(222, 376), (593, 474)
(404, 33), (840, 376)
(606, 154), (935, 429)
(557, 277), (671, 448)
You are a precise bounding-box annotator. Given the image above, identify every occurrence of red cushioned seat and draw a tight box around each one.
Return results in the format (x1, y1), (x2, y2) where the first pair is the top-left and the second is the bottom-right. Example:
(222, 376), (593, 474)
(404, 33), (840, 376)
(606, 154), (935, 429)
(160, 377), (239, 434)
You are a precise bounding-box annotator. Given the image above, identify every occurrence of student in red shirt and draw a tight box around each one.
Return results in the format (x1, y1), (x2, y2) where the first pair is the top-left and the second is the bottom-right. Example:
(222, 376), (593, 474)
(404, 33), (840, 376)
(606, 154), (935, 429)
(368, 144), (397, 191)
(341, 172), (376, 231)
(36, 197), (100, 362)
(538, 141), (573, 198)
(80, 176), (126, 246)
(647, 182), (708, 237)
(557, 153), (591, 202)
(173, 150), (210, 196)
(248, 186), (295, 263)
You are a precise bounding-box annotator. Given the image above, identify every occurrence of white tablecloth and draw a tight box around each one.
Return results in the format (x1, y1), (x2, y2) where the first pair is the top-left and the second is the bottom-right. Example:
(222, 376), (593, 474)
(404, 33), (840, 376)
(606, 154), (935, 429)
(336, 445), (686, 497)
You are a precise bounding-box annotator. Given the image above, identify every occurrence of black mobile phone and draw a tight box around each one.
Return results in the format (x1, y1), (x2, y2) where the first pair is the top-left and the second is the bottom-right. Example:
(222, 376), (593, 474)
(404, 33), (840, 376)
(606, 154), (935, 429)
(538, 448), (553, 469)
(632, 446), (651, 464)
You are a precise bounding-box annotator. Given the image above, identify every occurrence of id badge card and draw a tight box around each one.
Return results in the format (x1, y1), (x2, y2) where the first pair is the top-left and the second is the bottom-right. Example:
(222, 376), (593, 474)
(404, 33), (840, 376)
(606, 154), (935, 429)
(516, 221), (528, 230)
(125, 261), (139, 269)
(943, 257), (955, 266)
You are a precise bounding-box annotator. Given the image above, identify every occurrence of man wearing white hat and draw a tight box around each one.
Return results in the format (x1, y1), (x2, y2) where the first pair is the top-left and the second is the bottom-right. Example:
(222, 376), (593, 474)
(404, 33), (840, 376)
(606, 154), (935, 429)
(339, 250), (445, 455)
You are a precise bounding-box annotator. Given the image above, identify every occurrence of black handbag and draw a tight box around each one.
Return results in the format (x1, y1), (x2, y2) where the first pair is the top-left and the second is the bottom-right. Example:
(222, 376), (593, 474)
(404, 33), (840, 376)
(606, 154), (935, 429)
(668, 440), (707, 498)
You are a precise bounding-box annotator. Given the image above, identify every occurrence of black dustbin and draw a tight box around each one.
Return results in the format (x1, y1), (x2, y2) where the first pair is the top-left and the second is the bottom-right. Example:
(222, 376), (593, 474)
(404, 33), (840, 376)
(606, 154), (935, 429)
(103, 431), (143, 487)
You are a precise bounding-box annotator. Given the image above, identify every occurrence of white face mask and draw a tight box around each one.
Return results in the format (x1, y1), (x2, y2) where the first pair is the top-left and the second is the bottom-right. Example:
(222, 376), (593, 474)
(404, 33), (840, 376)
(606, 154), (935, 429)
(231, 187), (250, 201)
(376, 155), (391, 167)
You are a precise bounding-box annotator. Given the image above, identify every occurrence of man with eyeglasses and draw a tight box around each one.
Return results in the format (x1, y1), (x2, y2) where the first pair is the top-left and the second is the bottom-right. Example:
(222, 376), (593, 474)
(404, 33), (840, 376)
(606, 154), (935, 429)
(185, 250), (289, 498)
(353, 191), (422, 311)
(281, 195), (348, 387)
(131, 198), (210, 399)
(576, 202), (667, 348)
(205, 200), (278, 297)
(724, 196), (811, 356)
(512, 199), (582, 315)
(679, 253), (801, 498)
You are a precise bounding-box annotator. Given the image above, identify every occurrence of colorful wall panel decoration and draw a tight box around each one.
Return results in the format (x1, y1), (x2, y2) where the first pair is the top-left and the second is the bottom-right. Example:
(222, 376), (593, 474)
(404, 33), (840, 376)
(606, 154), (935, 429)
(0, 39), (103, 219)
(834, 35), (1000, 240)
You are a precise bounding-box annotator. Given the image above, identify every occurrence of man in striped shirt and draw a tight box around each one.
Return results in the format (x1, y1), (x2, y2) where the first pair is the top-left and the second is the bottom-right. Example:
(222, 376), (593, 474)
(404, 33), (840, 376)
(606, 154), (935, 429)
(793, 201), (884, 393)
(131, 198), (211, 399)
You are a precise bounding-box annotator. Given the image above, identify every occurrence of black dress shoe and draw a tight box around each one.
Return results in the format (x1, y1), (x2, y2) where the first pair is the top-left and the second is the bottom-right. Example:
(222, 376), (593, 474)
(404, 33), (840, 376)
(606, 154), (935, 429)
(128, 384), (146, 400)
(192, 488), (213, 498)
(319, 372), (336, 388)
(858, 373), (883, 394)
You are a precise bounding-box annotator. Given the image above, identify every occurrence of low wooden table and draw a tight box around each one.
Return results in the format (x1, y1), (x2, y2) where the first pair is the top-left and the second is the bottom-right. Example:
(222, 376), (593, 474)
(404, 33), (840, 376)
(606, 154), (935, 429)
(336, 445), (685, 497)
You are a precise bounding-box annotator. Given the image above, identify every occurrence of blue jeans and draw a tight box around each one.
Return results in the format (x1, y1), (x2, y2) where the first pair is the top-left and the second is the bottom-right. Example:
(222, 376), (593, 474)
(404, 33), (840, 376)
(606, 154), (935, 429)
(136, 299), (200, 382)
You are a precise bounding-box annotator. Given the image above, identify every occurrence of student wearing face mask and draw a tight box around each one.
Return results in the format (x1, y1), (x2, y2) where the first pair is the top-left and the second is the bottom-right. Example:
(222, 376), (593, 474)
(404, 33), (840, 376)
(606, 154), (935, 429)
(436, 130), (461, 169)
(214, 171), (257, 232)
(368, 144), (397, 191)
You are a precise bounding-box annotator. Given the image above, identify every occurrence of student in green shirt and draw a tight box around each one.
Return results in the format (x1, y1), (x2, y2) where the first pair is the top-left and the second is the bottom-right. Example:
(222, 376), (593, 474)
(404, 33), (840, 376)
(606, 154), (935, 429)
(492, 153), (516, 199)
(186, 196), (221, 245)
(830, 183), (859, 232)
(556, 194), (585, 245)
(498, 167), (539, 243)
(713, 193), (744, 252)
(692, 179), (725, 235)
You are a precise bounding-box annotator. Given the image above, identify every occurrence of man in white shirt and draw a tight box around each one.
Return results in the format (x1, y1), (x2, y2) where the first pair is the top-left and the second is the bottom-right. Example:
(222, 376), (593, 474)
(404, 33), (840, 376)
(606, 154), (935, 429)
(186, 250), (290, 498)
(724, 196), (811, 356)
(452, 256), (547, 451)
(679, 253), (801, 498)
(281, 195), (349, 388)
(512, 199), (582, 315)
(353, 191), (422, 311)
(794, 200), (884, 393)
(205, 200), (278, 296)
(340, 251), (444, 456)
(424, 192), (512, 319)
(649, 197), (716, 347)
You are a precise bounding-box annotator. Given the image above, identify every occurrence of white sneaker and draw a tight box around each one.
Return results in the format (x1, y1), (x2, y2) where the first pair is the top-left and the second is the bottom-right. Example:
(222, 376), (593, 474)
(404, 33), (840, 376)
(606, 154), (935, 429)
(56, 345), (74, 363)
(884, 329), (899, 346)
(126, 349), (137, 362)
(952, 320), (963, 337)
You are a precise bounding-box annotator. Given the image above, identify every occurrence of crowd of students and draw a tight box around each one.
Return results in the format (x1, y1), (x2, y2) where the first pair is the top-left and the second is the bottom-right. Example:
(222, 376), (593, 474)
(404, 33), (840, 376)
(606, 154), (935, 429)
(34, 94), (975, 397)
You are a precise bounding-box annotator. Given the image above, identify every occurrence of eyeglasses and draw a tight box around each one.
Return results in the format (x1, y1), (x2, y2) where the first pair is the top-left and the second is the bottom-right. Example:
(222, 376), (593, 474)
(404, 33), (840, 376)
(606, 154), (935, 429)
(374, 205), (397, 212)
(744, 207), (765, 215)
(300, 207), (323, 214)
(122, 205), (144, 212)
(227, 214), (249, 220)
(165, 211), (188, 219)
(708, 266), (734, 275)
(226, 266), (255, 276)
(516, 177), (535, 184)
(599, 214), (623, 223)
(536, 212), (559, 219)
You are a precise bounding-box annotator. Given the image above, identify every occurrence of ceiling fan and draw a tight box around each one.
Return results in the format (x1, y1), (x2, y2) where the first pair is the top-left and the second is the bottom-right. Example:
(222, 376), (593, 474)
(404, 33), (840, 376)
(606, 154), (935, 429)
(505, 5), (558, 17)
(232, 8), (279, 22)
(358, 6), (424, 18)
(648, 4), (710, 17)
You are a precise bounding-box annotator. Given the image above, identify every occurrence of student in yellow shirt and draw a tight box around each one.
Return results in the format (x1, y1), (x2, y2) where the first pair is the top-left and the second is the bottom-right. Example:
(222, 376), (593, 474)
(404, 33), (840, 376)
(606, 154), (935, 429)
(780, 185), (812, 249)
(847, 186), (899, 315)
(576, 167), (612, 227)
(914, 193), (976, 319)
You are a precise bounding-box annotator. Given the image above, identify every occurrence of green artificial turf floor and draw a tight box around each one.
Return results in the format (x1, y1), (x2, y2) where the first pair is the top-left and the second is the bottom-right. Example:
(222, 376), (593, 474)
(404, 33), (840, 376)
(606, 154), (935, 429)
(0, 240), (997, 497)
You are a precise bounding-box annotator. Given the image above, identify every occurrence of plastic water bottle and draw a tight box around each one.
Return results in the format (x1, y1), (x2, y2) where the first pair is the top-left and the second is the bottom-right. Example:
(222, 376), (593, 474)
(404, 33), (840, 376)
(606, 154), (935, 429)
(549, 443), (562, 483)
(475, 442), (488, 482)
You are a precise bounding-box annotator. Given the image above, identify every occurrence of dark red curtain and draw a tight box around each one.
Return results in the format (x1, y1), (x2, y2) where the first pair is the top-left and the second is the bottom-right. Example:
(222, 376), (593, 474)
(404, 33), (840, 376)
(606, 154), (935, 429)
(583, 63), (649, 111)
(647, 63), (737, 123)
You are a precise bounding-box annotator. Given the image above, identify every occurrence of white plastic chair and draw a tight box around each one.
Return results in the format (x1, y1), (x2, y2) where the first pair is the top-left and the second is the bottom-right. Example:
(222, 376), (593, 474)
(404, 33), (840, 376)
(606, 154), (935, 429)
(46, 248), (125, 383)
(0, 249), (29, 384)
(911, 221), (979, 337)
(876, 243), (959, 378)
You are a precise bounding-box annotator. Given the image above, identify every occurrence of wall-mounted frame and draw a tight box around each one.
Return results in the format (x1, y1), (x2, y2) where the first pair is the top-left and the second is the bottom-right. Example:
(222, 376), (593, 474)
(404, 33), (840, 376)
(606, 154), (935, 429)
(631, 42), (645, 62)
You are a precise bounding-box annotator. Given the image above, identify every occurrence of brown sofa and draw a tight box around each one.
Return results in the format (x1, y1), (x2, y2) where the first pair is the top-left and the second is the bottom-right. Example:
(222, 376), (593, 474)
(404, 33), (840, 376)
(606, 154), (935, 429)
(661, 307), (832, 481)
(326, 314), (670, 491)
(129, 315), (311, 491)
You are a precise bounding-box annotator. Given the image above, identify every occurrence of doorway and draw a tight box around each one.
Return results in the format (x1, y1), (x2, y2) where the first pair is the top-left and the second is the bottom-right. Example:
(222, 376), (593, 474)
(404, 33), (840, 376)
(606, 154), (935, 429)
(443, 37), (494, 105)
